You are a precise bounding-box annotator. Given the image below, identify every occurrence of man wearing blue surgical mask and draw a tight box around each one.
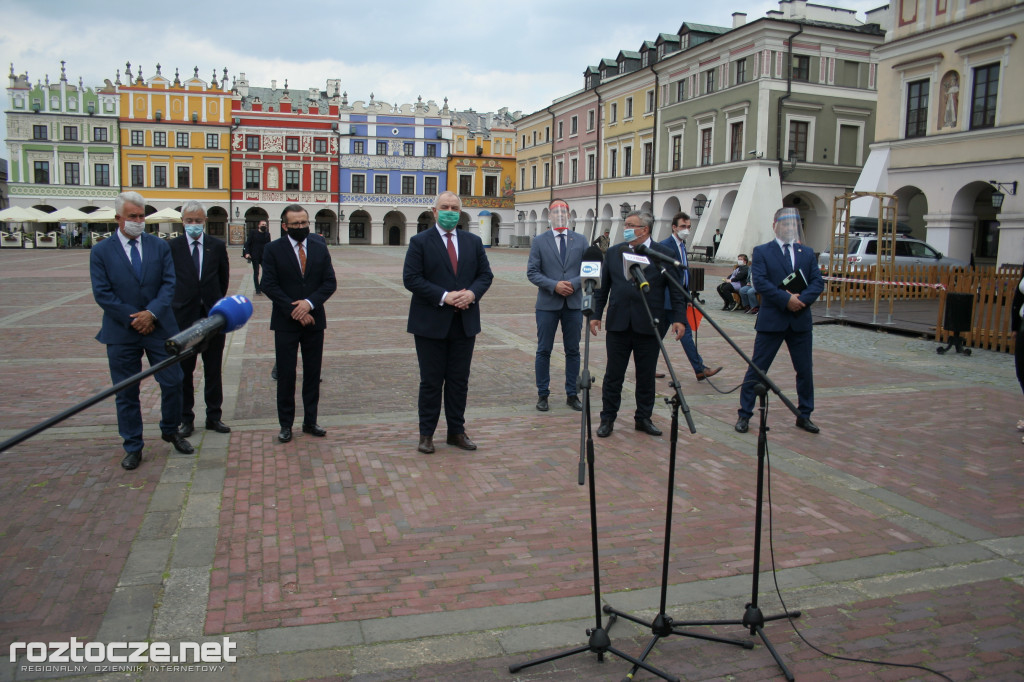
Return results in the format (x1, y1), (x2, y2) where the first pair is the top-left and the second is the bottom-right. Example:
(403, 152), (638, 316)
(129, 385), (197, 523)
(169, 200), (232, 438)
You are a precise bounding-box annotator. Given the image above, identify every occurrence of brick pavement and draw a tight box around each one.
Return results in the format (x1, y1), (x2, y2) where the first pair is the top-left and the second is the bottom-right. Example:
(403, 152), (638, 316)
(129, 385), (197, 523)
(0, 247), (1021, 682)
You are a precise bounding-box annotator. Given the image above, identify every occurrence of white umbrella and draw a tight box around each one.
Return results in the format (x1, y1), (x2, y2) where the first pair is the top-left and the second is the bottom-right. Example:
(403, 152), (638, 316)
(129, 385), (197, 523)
(145, 207), (182, 223)
(0, 206), (50, 222)
(48, 206), (93, 222)
(81, 207), (116, 222)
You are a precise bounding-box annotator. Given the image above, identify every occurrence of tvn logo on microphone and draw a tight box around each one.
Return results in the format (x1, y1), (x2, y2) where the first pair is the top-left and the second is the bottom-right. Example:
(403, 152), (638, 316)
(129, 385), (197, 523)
(581, 262), (601, 278)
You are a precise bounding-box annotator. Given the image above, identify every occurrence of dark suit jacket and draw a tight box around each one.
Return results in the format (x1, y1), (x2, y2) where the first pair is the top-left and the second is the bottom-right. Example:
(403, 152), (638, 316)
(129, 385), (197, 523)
(526, 229), (587, 311)
(260, 235), (337, 332)
(169, 234), (230, 330)
(750, 240), (824, 333)
(593, 240), (686, 335)
(90, 231), (179, 344)
(403, 228), (493, 339)
(242, 228), (271, 264)
(659, 235), (690, 311)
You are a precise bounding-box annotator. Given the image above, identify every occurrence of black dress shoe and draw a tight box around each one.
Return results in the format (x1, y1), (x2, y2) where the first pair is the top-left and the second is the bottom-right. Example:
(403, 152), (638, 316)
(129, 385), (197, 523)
(566, 395), (583, 411)
(536, 396), (549, 412)
(178, 422), (194, 438)
(446, 433), (477, 450)
(278, 427), (292, 443)
(301, 423), (327, 437)
(735, 417), (749, 433)
(417, 435), (435, 454)
(795, 417), (820, 434)
(120, 451), (142, 470)
(634, 418), (662, 436)
(271, 364), (278, 381)
(205, 419), (231, 433)
(161, 432), (194, 454)
(596, 420), (614, 438)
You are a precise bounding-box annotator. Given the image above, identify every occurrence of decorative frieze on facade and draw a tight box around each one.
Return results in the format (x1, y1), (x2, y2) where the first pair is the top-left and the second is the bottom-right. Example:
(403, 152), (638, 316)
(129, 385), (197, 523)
(10, 184), (118, 198)
(339, 193), (434, 206)
(242, 191), (334, 204)
(462, 196), (514, 209)
(340, 154), (447, 171)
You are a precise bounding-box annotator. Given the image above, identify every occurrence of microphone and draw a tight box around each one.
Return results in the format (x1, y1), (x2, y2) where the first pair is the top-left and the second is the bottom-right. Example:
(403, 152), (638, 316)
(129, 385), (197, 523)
(580, 245), (604, 316)
(634, 243), (684, 268)
(165, 295), (253, 356)
(623, 252), (650, 292)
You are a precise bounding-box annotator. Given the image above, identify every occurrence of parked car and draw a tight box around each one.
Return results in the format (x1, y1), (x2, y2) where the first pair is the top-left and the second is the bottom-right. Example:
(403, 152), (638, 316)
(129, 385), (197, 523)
(818, 233), (968, 271)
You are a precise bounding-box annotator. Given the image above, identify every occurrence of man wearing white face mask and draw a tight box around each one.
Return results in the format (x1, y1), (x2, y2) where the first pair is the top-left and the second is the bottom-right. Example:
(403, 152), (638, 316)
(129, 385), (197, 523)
(169, 200), (231, 438)
(735, 207), (824, 435)
(90, 191), (191, 470)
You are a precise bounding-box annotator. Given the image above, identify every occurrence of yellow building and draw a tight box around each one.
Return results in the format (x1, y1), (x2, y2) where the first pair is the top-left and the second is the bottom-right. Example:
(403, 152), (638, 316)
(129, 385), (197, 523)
(513, 110), (555, 237)
(600, 52), (658, 200)
(118, 64), (233, 235)
(448, 109), (519, 245)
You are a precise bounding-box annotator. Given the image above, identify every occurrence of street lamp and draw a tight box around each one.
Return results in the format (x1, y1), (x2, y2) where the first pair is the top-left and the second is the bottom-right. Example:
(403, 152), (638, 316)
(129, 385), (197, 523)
(619, 202), (634, 219)
(517, 211), (525, 221)
(693, 196), (710, 217)
(989, 180), (1018, 210)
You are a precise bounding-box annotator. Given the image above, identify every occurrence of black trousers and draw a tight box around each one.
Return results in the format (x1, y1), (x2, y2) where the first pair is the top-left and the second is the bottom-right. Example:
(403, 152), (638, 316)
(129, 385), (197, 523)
(274, 327), (324, 428)
(600, 327), (660, 423)
(414, 319), (475, 437)
(251, 260), (263, 293)
(179, 332), (225, 424)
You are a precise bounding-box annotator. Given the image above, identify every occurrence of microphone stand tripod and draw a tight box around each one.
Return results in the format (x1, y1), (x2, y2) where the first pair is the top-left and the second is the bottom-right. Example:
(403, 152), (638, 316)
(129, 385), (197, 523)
(602, 265), (753, 680)
(509, 281), (676, 681)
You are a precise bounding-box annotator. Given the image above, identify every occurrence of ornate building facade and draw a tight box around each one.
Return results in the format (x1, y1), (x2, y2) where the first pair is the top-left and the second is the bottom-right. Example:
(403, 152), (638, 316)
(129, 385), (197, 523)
(448, 108), (518, 246)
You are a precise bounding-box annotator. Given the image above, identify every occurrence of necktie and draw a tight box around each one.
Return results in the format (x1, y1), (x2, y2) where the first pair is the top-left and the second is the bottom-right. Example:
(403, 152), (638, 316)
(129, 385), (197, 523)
(558, 234), (566, 264)
(783, 243), (793, 272)
(446, 232), (458, 274)
(191, 240), (201, 275)
(678, 240), (688, 289)
(298, 242), (306, 275)
(129, 239), (142, 279)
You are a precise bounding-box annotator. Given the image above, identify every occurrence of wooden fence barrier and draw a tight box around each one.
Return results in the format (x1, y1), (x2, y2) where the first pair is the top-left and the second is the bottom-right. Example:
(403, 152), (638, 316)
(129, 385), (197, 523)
(936, 265), (1022, 353)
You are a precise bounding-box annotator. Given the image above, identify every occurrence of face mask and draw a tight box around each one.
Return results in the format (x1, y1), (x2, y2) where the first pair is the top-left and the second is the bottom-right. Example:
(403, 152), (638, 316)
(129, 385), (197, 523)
(123, 221), (145, 238)
(623, 228), (636, 242)
(675, 228), (690, 239)
(437, 210), (460, 231)
(184, 224), (204, 239)
(288, 227), (309, 243)
(737, 259), (745, 266)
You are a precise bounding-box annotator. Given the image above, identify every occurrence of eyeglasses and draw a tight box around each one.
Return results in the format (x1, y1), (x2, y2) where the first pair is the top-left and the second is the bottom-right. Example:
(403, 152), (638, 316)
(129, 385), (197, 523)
(285, 221), (310, 228)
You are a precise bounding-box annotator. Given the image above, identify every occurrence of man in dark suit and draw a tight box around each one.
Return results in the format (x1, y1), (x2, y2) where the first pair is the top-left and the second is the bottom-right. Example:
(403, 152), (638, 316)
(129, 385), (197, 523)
(403, 191), (493, 454)
(243, 219), (271, 295)
(170, 200), (232, 437)
(589, 211), (687, 438)
(526, 198), (586, 412)
(735, 207), (824, 434)
(659, 211), (722, 381)
(260, 204), (337, 443)
(90, 191), (192, 470)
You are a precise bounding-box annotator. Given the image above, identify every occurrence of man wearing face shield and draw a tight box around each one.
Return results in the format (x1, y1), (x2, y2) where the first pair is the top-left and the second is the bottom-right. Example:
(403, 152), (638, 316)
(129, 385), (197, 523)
(735, 207), (824, 434)
(527, 199), (586, 412)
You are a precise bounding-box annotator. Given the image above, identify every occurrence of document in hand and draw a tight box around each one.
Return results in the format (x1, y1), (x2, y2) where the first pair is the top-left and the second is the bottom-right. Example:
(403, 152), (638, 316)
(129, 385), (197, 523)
(781, 269), (808, 294)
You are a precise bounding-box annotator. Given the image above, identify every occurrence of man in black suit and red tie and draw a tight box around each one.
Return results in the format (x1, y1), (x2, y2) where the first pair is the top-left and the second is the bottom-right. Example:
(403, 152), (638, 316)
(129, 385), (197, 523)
(260, 204), (337, 444)
(403, 191), (493, 454)
(169, 200), (232, 437)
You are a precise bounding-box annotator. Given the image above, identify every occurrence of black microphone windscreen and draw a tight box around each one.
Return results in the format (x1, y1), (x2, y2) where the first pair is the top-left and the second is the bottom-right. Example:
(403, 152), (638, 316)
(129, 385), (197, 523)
(582, 245), (604, 263)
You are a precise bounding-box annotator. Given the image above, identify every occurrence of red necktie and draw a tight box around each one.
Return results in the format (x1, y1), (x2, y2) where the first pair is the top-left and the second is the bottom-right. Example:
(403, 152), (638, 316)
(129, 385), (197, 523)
(298, 242), (306, 275)
(446, 232), (457, 274)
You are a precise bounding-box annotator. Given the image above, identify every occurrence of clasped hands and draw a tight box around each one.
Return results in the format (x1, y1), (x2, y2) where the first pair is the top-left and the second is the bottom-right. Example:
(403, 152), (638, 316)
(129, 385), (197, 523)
(290, 300), (315, 326)
(444, 289), (476, 310)
(129, 310), (155, 336)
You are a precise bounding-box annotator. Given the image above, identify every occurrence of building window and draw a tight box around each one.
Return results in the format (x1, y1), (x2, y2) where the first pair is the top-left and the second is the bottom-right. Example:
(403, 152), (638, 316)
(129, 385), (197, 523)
(531, 166), (537, 188)
(351, 174), (366, 194)
(626, 97), (633, 119)
(402, 176), (415, 194)
(131, 164), (144, 187)
(207, 133), (219, 149)
(646, 90), (655, 113)
(374, 175), (388, 194)
(350, 222), (365, 239)
(792, 55), (810, 82)
(970, 63), (999, 130)
(93, 127), (108, 142)
(520, 167), (526, 189)
(313, 138), (327, 153)
(571, 158), (578, 183)
(376, 141), (388, 155)
(587, 153), (595, 181)
(33, 124), (48, 140)
(557, 121), (564, 139)
(207, 167), (220, 189)
(484, 175), (498, 196)
(285, 137), (299, 153)
(457, 174), (472, 196)
(245, 135), (260, 151)
(788, 120), (809, 161)
(153, 131), (166, 147)
(623, 147), (632, 177)
(63, 126), (78, 141)
(542, 162), (549, 186)
(403, 142), (415, 156)
(424, 177), (437, 195)
(425, 142), (437, 157)
(556, 161), (563, 185)
(285, 170), (300, 190)
(676, 80), (686, 102)
(700, 128), (712, 166)
(736, 59), (746, 85)
(610, 102), (618, 123)
(130, 130), (144, 146)
(64, 162), (80, 185)
(177, 166), (190, 188)
(94, 163), (110, 187)
(671, 135), (682, 170)
(545, 126), (550, 142)
(643, 142), (653, 174)
(730, 122), (744, 162)
(313, 170), (328, 192)
(176, 132), (190, 148)
(353, 140), (365, 154)
(245, 168), (260, 189)
(587, 110), (595, 131)
(905, 79), (929, 138)
(610, 149), (618, 178)
(571, 115), (578, 135)
(705, 70), (715, 94)
(154, 165), (167, 187)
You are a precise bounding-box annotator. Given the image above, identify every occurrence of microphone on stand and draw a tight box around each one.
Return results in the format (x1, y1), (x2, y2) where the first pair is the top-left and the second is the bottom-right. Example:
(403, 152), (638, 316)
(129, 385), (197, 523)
(634, 243), (685, 269)
(623, 252), (651, 291)
(580, 245), (604, 316)
(165, 295), (253, 356)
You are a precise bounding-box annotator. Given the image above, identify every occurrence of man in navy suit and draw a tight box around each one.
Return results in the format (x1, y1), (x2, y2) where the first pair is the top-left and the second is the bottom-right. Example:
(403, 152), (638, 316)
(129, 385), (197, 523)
(403, 191), (493, 454)
(659, 212), (722, 382)
(261, 204), (337, 444)
(589, 211), (687, 438)
(169, 200), (231, 438)
(527, 198), (586, 412)
(735, 207), (824, 434)
(90, 191), (192, 470)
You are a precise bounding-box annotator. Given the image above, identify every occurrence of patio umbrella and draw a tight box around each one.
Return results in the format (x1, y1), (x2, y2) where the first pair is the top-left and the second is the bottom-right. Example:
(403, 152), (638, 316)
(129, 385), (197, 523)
(81, 207), (116, 222)
(145, 207), (182, 223)
(47, 206), (93, 222)
(0, 206), (50, 223)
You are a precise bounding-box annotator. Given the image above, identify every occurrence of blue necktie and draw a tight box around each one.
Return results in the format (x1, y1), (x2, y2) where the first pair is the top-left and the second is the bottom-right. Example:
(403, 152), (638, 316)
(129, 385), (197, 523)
(192, 240), (201, 275)
(678, 240), (688, 289)
(129, 239), (142, 279)
(558, 234), (566, 264)
(783, 243), (793, 272)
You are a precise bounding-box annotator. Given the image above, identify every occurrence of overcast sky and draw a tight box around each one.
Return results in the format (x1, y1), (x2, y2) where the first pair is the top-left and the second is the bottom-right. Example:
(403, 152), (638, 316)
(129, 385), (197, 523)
(1, 0), (881, 155)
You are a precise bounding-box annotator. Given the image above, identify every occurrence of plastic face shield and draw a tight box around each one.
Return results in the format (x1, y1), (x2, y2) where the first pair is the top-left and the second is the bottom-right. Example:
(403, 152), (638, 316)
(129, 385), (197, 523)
(549, 203), (570, 231)
(773, 208), (802, 244)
